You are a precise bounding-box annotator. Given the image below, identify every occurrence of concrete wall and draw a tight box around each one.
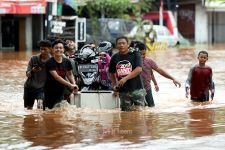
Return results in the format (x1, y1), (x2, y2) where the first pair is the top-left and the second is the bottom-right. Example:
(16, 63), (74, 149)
(208, 11), (225, 43)
(0, 14), (44, 51)
(25, 15), (33, 51)
(195, 4), (208, 43)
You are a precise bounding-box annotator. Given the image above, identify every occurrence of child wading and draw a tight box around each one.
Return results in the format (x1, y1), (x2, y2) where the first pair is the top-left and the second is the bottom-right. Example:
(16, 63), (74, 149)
(24, 40), (52, 109)
(130, 41), (181, 107)
(185, 50), (215, 102)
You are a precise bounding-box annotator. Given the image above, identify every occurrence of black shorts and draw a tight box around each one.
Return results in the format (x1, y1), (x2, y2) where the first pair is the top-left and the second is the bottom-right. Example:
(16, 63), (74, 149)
(44, 88), (64, 110)
(24, 88), (44, 108)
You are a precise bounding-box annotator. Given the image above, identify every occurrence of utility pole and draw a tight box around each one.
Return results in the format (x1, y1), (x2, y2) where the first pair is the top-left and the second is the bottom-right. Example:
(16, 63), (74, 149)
(159, 0), (163, 26)
(44, 0), (58, 40)
(44, 2), (52, 39)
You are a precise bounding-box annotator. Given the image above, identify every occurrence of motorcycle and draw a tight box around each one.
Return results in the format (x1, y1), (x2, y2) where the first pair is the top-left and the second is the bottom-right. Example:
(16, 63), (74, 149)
(74, 45), (99, 91)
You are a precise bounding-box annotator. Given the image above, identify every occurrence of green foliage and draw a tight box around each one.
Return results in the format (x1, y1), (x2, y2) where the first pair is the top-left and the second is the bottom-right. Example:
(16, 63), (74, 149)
(77, 0), (131, 18)
(78, 0), (155, 19)
(130, 0), (155, 41)
(76, 0), (156, 43)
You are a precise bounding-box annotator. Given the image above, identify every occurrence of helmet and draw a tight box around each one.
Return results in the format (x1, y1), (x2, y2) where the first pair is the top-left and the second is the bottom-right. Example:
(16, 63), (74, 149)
(96, 41), (113, 53)
(79, 45), (96, 59)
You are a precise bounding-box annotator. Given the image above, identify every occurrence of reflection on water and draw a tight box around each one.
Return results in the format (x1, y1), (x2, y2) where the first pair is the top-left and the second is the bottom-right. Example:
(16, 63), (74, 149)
(0, 46), (225, 149)
(187, 108), (214, 137)
(22, 113), (82, 148)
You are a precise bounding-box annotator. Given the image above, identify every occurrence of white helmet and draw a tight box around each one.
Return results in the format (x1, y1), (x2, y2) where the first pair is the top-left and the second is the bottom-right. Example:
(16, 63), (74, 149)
(79, 45), (96, 59)
(96, 41), (113, 53)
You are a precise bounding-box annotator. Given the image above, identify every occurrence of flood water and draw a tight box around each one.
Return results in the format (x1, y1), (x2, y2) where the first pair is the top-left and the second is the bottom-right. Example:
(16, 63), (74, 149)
(0, 45), (225, 149)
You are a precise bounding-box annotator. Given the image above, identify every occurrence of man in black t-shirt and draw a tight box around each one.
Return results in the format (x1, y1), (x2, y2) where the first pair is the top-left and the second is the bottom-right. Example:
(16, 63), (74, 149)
(109, 36), (145, 111)
(44, 40), (78, 110)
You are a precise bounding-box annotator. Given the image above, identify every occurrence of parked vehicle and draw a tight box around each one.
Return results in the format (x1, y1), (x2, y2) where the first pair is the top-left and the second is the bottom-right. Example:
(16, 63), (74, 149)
(143, 11), (178, 39)
(86, 18), (131, 44)
(126, 25), (178, 47)
(153, 25), (178, 46)
(86, 20), (111, 45)
(100, 18), (129, 43)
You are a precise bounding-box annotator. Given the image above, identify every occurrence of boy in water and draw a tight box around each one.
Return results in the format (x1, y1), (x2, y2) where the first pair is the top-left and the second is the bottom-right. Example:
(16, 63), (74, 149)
(131, 41), (181, 107)
(24, 40), (52, 109)
(185, 50), (215, 102)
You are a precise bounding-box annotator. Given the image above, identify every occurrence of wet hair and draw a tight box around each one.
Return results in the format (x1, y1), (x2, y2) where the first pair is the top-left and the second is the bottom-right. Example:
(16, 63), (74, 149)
(52, 39), (65, 48)
(115, 36), (128, 45)
(65, 37), (75, 42)
(38, 40), (52, 47)
(64, 45), (70, 51)
(198, 50), (208, 57)
(130, 40), (140, 48)
(130, 41), (146, 51)
(47, 35), (60, 43)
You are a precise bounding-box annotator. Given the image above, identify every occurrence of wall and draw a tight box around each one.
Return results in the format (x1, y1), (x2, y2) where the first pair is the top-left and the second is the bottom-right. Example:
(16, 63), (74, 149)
(208, 11), (225, 43)
(177, 4), (195, 39)
(195, 4), (208, 43)
(0, 15), (44, 51)
(25, 15), (32, 51)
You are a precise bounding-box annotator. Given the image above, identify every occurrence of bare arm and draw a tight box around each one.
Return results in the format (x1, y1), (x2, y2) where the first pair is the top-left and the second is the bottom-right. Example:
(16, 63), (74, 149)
(155, 67), (174, 80)
(151, 71), (159, 92)
(49, 70), (74, 89)
(151, 72), (158, 86)
(154, 67), (181, 87)
(110, 73), (117, 87)
(66, 70), (79, 93)
(110, 73), (119, 96)
(66, 70), (75, 85)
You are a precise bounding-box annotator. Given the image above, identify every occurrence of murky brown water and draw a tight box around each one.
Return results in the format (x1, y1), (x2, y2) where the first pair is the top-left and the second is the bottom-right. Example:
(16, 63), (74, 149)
(0, 46), (225, 149)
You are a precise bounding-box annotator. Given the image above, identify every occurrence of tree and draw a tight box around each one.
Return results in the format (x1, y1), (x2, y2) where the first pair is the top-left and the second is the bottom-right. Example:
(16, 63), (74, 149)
(78, 0), (155, 19)
(77, 0), (156, 43)
(78, 0), (131, 18)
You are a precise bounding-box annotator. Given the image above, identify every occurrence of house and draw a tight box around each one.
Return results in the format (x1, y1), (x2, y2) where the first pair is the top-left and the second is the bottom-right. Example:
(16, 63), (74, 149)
(177, 0), (225, 44)
(144, 0), (225, 44)
(0, 0), (49, 51)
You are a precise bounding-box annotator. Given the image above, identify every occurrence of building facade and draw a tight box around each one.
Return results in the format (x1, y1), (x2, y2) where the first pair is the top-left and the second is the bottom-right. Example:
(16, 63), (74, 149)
(0, 0), (54, 51)
(178, 0), (225, 44)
